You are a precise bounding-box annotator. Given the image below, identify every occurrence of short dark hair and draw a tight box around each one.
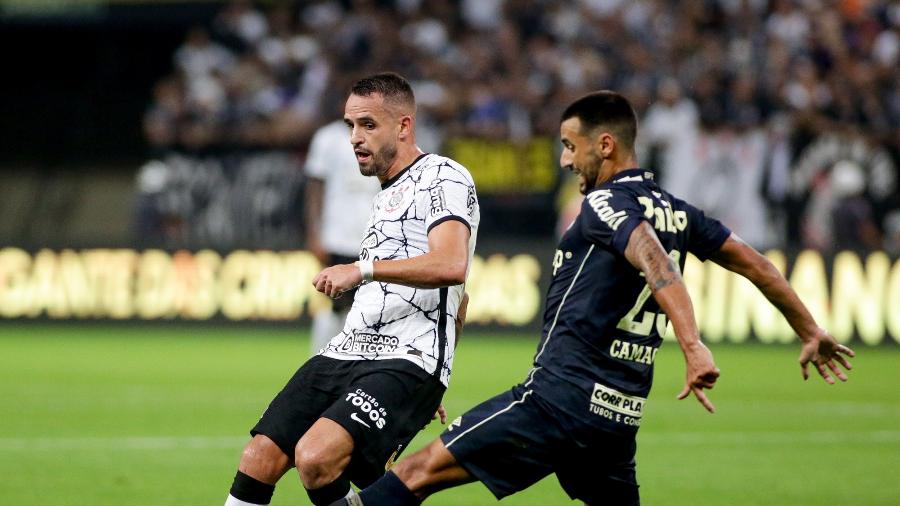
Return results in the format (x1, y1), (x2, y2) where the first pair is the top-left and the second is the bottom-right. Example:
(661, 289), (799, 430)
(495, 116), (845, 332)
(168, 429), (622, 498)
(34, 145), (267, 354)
(561, 91), (637, 152)
(350, 72), (416, 113)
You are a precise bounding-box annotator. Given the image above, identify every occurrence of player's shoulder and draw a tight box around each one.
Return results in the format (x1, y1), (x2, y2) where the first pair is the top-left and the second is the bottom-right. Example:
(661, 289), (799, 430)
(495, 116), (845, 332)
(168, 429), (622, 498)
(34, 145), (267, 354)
(413, 153), (475, 186)
(663, 189), (701, 215)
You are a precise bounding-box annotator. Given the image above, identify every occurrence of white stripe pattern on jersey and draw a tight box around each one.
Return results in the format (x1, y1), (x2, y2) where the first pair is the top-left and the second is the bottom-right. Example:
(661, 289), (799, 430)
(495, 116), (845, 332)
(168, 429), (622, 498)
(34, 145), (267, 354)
(533, 244), (595, 363)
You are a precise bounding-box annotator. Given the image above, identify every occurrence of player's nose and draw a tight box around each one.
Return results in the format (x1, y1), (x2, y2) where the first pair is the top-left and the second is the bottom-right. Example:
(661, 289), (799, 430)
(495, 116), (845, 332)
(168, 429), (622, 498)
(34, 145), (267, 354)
(349, 126), (364, 146)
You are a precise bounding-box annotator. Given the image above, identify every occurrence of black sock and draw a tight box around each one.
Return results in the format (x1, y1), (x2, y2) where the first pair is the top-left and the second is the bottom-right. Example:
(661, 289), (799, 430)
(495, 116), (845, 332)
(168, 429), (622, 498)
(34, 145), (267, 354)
(357, 471), (421, 506)
(306, 476), (351, 506)
(229, 470), (275, 505)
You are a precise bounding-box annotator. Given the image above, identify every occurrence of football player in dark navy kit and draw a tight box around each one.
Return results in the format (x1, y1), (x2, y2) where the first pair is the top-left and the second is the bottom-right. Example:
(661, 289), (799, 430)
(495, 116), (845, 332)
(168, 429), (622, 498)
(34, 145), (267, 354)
(335, 91), (855, 506)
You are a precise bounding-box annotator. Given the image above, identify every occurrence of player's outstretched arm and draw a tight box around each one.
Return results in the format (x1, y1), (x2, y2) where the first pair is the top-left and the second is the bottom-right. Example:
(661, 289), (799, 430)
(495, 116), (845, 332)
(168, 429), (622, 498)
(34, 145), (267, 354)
(312, 220), (470, 296)
(624, 221), (719, 413)
(707, 233), (855, 384)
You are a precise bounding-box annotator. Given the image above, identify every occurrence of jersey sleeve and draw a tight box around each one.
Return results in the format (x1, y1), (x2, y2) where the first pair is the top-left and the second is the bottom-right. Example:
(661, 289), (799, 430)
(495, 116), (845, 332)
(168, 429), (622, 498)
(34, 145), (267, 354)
(580, 188), (649, 254)
(419, 161), (478, 234)
(679, 199), (732, 260)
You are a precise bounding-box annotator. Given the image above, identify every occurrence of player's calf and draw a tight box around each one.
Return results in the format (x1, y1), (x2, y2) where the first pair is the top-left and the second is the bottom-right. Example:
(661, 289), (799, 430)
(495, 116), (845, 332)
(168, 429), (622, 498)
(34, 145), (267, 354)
(392, 439), (471, 499)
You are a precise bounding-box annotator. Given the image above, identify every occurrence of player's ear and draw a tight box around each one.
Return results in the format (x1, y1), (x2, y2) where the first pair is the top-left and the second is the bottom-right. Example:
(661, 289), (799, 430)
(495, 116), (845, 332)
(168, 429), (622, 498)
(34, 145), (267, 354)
(597, 132), (616, 159)
(397, 115), (414, 140)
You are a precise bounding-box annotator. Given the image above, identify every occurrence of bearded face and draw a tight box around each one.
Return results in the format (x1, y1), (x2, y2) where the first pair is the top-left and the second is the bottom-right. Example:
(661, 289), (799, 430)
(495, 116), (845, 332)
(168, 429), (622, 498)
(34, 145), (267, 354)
(344, 93), (404, 180)
(560, 117), (606, 195)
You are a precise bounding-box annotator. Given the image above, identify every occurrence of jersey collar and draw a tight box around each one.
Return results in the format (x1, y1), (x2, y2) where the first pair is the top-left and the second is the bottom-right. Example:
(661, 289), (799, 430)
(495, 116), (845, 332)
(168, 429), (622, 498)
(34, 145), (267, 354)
(381, 153), (430, 190)
(611, 168), (654, 184)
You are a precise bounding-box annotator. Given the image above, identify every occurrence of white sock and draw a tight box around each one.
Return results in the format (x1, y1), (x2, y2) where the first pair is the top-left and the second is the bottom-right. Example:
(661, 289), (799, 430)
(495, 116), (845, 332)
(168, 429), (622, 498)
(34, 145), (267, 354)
(225, 493), (267, 506)
(344, 488), (362, 506)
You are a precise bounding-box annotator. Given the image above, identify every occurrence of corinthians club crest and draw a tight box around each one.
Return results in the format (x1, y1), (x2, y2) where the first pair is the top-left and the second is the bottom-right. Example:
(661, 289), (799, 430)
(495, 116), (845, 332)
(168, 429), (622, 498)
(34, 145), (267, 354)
(384, 184), (410, 213)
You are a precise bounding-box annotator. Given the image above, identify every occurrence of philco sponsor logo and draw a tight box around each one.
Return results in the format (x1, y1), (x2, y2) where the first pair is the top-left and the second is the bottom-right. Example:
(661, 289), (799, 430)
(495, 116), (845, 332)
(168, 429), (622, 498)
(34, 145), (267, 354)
(429, 187), (447, 217)
(346, 388), (388, 429)
(339, 332), (400, 354)
(609, 339), (659, 365)
(587, 190), (627, 230)
(589, 383), (645, 427)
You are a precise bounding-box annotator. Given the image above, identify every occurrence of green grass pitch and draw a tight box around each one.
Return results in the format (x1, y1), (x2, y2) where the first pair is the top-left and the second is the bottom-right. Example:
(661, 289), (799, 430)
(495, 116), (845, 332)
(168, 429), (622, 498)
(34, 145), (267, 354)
(1, 324), (898, 505)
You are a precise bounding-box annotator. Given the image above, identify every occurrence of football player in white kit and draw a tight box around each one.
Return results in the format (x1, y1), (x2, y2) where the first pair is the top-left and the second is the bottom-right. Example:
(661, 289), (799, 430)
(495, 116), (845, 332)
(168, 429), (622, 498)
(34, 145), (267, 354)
(224, 72), (479, 506)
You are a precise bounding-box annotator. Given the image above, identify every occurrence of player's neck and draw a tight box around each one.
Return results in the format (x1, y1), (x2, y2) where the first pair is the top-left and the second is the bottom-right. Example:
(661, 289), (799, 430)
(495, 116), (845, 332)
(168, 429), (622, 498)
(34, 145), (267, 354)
(380, 144), (425, 184)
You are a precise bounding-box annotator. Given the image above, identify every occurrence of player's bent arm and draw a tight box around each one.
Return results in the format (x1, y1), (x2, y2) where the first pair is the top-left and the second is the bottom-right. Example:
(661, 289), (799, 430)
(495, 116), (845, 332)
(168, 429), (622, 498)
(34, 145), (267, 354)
(708, 233), (855, 382)
(311, 221), (469, 297)
(370, 219), (471, 288)
(623, 221), (719, 412)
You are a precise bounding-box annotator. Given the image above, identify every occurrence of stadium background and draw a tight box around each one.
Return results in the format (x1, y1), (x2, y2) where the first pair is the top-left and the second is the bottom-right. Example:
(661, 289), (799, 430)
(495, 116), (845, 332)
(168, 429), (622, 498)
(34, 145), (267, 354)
(1, 0), (899, 504)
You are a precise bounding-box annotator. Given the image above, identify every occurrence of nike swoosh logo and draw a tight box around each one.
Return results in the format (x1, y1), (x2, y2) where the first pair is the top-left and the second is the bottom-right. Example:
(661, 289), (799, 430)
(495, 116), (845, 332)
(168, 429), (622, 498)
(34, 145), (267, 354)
(350, 412), (371, 428)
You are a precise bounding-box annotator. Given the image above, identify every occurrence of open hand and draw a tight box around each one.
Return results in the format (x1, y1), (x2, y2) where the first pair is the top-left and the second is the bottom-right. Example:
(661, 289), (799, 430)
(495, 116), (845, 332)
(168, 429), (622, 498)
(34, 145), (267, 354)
(799, 329), (855, 384)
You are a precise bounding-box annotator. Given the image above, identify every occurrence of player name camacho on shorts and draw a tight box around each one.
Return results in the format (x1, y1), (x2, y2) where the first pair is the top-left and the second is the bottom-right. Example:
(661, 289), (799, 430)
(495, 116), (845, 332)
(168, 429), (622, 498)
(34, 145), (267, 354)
(440, 384), (639, 505)
(251, 355), (445, 487)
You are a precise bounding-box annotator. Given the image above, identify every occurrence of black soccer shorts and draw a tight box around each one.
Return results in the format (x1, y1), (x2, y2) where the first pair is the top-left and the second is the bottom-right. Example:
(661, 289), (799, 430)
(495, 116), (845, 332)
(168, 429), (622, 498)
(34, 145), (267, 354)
(439, 384), (640, 505)
(251, 355), (444, 487)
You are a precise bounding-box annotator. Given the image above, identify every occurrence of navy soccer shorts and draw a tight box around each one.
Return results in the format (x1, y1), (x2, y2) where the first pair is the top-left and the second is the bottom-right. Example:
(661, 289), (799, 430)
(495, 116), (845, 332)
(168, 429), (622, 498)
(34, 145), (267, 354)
(252, 355), (444, 487)
(439, 384), (639, 505)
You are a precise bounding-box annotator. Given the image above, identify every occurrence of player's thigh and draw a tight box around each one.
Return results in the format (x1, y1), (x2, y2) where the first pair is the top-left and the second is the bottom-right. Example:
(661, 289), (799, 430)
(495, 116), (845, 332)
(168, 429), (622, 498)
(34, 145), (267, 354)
(555, 434), (639, 506)
(438, 386), (564, 500)
(251, 356), (350, 459)
(321, 359), (444, 487)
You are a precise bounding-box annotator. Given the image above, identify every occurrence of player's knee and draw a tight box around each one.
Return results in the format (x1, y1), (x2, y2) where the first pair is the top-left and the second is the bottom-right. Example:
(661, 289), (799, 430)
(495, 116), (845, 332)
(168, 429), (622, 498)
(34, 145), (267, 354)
(295, 444), (340, 489)
(239, 435), (290, 483)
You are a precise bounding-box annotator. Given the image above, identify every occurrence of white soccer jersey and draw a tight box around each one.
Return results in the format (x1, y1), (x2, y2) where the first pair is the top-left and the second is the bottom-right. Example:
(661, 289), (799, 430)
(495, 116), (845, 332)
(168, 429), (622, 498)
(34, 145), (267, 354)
(320, 153), (480, 386)
(305, 120), (382, 256)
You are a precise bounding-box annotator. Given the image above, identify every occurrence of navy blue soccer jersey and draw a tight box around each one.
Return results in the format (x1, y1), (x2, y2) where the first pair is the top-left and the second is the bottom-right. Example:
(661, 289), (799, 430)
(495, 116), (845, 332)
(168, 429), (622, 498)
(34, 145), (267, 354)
(527, 168), (730, 436)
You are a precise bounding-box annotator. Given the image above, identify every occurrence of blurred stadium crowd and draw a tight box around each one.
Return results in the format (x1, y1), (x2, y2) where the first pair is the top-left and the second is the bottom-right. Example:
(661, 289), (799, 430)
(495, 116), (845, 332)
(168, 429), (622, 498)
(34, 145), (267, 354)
(137, 0), (900, 254)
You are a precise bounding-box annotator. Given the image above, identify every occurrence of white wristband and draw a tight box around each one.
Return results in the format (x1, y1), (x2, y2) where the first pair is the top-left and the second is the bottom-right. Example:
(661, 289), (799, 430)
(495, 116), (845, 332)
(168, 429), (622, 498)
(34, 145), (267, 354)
(357, 259), (374, 282)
